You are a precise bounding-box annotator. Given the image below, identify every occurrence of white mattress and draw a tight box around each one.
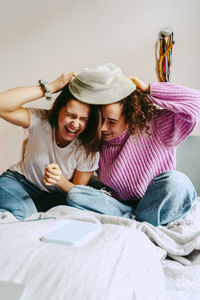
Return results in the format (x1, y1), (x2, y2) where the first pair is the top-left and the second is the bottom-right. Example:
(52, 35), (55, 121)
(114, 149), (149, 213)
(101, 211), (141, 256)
(1, 197), (200, 300)
(0, 208), (165, 300)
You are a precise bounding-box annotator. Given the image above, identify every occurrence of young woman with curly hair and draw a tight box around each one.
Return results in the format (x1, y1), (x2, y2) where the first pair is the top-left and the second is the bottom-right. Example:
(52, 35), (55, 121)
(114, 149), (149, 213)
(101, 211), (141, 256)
(65, 63), (200, 226)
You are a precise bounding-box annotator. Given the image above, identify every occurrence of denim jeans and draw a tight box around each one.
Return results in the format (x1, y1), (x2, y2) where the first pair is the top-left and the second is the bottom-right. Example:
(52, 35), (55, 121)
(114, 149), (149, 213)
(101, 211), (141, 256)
(0, 170), (66, 220)
(66, 171), (197, 226)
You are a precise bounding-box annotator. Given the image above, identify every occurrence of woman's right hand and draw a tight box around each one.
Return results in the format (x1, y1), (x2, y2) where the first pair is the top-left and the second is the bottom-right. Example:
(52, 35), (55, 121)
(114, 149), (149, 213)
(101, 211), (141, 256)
(0, 72), (76, 128)
(130, 76), (150, 92)
(49, 72), (76, 94)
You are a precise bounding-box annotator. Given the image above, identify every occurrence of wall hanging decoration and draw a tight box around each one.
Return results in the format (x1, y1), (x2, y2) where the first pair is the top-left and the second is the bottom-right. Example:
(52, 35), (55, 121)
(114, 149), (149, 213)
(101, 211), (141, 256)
(158, 27), (175, 82)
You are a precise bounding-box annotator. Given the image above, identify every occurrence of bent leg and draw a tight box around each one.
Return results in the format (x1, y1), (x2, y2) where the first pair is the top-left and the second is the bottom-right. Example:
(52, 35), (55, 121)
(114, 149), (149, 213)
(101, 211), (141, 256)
(0, 170), (38, 220)
(135, 171), (197, 226)
(66, 185), (134, 219)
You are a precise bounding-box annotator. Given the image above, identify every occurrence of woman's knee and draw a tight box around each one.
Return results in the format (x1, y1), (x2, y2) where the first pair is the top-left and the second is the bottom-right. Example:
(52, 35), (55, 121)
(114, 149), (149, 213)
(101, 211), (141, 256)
(67, 185), (119, 206)
(0, 178), (37, 220)
(67, 185), (134, 218)
(136, 171), (197, 226)
(153, 170), (196, 198)
(66, 185), (95, 206)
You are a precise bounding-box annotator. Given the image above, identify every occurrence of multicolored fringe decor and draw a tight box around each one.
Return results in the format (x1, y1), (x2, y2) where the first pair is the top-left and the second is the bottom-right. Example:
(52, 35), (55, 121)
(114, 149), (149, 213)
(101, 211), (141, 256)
(158, 27), (175, 82)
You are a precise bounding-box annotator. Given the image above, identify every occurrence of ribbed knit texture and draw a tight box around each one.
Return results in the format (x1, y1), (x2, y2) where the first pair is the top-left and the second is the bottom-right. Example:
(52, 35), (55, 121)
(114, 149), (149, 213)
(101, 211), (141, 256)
(98, 82), (200, 201)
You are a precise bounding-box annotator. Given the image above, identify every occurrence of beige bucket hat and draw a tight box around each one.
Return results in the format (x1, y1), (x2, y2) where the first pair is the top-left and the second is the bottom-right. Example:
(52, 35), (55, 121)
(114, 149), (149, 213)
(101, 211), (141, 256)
(69, 63), (136, 105)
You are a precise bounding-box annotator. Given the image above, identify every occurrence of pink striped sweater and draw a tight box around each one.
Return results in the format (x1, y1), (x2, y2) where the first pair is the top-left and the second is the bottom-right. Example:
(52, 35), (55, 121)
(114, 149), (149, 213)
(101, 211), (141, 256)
(98, 82), (200, 201)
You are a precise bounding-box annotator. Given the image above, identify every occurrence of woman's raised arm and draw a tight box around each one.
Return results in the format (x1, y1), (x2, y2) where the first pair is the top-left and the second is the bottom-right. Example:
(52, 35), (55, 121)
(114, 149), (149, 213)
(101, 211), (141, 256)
(0, 72), (75, 128)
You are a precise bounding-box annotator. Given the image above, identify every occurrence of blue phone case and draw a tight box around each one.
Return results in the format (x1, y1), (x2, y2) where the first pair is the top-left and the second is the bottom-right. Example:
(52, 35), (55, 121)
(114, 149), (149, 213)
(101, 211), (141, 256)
(40, 220), (102, 247)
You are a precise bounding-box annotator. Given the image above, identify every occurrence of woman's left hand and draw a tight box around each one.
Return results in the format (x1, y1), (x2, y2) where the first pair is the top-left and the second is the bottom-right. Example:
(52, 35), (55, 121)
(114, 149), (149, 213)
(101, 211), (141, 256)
(44, 163), (74, 192)
(43, 163), (63, 186)
(130, 76), (150, 92)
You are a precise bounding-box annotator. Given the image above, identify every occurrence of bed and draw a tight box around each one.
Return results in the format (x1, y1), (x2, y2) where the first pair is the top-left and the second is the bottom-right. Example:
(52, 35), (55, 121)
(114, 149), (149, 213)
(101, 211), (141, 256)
(0, 197), (200, 300)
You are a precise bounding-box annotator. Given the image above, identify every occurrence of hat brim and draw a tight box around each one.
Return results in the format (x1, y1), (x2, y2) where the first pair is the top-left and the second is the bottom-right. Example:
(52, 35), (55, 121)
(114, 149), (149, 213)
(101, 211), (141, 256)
(69, 75), (136, 105)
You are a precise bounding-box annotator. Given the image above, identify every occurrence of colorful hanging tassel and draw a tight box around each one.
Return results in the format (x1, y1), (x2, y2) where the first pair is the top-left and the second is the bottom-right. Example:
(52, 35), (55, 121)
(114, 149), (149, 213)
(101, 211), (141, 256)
(158, 27), (175, 82)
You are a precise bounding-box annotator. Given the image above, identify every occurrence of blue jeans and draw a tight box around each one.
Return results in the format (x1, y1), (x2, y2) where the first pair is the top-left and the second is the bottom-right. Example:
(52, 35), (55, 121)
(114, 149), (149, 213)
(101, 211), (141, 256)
(66, 171), (197, 226)
(0, 170), (66, 220)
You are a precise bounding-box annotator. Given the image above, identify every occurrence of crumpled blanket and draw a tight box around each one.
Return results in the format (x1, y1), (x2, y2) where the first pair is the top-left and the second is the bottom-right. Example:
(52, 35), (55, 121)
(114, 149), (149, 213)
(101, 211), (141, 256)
(1, 197), (200, 266)
(132, 197), (200, 265)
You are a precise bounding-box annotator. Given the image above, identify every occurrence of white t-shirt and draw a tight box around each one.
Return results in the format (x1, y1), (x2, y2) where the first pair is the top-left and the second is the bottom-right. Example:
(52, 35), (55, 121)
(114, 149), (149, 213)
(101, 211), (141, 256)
(10, 108), (99, 192)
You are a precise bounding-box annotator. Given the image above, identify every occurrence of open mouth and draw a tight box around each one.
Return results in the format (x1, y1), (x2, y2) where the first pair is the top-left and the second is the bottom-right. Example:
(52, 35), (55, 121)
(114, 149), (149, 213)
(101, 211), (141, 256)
(65, 126), (79, 135)
(102, 132), (112, 136)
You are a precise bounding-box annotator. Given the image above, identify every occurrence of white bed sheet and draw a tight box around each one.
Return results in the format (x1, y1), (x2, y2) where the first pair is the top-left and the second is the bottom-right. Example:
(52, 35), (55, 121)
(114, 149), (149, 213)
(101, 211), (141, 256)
(1, 197), (200, 300)
(0, 208), (165, 300)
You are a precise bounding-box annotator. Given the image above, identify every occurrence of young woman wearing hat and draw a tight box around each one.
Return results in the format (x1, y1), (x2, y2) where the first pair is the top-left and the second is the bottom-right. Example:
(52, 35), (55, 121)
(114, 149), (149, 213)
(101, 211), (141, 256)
(0, 73), (101, 220)
(66, 63), (200, 226)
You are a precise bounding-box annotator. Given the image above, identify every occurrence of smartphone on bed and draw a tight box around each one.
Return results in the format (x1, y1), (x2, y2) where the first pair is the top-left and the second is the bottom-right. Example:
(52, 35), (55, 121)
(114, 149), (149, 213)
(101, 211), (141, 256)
(40, 220), (102, 247)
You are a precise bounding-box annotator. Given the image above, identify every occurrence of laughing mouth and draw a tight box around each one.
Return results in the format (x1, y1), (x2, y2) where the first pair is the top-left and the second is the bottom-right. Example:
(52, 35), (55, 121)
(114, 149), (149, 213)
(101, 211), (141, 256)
(65, 126), (79, 134)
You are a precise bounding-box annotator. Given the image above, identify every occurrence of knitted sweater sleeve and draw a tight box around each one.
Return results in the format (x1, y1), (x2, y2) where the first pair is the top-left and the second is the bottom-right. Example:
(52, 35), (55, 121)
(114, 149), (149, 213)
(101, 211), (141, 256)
(149, 82), (200, 147)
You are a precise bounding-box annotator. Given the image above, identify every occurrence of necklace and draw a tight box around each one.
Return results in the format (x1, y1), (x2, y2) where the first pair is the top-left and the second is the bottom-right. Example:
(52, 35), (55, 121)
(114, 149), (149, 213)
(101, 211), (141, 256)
(55, 132), (70, 148)
(56, 138), (61, 145)
(56, 137), (64, 147)
(55, 131), (63, 147)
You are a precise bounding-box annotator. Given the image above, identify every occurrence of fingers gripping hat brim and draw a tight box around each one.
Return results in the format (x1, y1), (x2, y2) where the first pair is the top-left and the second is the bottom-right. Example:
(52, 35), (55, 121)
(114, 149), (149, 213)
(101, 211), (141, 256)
(68, 63), (136, 105)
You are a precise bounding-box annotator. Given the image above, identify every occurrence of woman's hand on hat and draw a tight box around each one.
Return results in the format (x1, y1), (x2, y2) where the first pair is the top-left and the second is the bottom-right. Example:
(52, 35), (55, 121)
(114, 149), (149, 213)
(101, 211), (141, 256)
(130, 76), (150, 92)
(49, 72), (76, 94)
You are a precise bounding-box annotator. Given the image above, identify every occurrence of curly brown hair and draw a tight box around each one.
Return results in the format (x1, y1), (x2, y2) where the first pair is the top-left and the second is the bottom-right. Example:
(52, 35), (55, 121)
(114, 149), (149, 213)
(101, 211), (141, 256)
(120, 88), (158, 136)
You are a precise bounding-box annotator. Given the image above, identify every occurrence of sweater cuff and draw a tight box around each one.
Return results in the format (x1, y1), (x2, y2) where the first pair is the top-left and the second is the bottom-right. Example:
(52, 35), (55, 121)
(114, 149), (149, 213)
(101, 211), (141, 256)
(149, 82), (169, 97)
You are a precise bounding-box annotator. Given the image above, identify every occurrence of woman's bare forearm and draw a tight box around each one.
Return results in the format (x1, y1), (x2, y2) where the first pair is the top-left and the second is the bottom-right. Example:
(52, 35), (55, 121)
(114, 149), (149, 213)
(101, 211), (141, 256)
(0, 85), (45, 113)
(0, 72), (75, 114)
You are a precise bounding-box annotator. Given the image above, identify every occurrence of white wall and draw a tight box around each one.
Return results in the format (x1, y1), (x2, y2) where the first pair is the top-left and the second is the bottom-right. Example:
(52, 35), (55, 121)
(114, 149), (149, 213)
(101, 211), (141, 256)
(0, 0), (200, 189)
